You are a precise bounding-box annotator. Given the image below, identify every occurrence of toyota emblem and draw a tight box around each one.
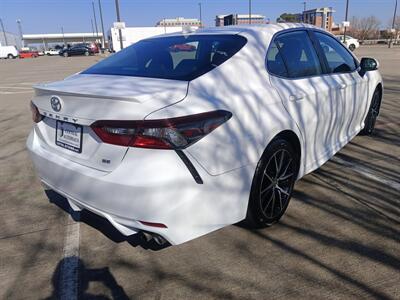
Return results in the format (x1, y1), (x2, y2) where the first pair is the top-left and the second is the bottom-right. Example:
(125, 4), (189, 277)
(50, 96), (62, 112)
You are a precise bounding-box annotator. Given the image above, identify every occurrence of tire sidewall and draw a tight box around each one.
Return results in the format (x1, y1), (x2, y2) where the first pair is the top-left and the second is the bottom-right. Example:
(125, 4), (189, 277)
(247, 138), (299, 227)
(361, 88), (381, 135)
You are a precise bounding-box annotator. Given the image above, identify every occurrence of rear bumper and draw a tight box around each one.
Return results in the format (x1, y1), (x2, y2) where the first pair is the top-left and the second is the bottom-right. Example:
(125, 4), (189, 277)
(27, 127), (253, 244)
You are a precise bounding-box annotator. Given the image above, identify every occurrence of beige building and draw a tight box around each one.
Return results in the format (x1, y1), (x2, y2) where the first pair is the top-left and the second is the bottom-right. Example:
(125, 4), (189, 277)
(156, 17), (201, 27)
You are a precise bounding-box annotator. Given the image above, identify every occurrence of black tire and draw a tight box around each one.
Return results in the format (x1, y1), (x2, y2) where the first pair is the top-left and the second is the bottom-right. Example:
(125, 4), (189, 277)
(63, 52), (68, 57)
(245, 138), (299, 228)
(360, 87), (381, 135)
(7, 54), (13, 59)
(349, 44), (356, 51)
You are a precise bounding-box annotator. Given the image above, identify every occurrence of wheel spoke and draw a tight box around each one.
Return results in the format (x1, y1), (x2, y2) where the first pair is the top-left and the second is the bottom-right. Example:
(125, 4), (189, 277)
(263, 169), (274, 183)
(276, 189), (283, 211)
(279, 157), (292, 178)
(260, 182), (274, 195)
(262, 189), (275, 214)
(279, 172), (294, 181)
(274, 154), (280, 175)
(269, 190), (276, 217)
(276, 185), (290, 196)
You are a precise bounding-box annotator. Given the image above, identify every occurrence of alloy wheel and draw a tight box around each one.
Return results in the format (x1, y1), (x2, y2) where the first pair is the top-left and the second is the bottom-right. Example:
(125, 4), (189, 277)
(259, 149), (295, 219)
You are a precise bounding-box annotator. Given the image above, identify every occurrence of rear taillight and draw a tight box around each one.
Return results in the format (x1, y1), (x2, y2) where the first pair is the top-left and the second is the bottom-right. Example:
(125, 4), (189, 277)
(30, 101), (43, 123)
(91, 110), (232, 150)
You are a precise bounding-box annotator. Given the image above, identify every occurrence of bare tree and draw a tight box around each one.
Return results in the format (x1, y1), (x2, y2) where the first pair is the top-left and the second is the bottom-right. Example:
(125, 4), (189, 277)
(349, 16), (381, 41)
(388, 15), (400, 42)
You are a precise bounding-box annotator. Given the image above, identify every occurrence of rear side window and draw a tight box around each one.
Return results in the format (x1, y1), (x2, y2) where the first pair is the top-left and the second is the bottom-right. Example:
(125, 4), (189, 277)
(267, 30), (322, 78)
(314, 31), (357, 73)
(266, 42), (288, 77)
(82, 35), (247, 81)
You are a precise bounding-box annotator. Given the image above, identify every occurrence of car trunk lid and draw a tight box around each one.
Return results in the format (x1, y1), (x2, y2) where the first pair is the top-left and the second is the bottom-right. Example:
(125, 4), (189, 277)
(32, 74), (188, 172)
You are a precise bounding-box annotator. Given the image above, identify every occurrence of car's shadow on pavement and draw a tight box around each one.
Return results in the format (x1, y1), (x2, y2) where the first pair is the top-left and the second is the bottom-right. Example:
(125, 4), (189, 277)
(44, 256), (130, 300)
(45, 189), (170, 251)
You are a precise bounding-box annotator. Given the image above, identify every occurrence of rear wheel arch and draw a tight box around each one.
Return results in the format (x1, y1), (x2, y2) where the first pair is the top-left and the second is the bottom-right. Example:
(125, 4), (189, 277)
(272, 130), (301, 163)
(245, 131), (301, 227)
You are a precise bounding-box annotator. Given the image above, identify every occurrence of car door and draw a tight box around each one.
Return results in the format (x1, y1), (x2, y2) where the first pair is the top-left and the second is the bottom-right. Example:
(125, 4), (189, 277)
(70, 46), (80, 56)
(267, 29), (345, 172)
(312, 31), (368, 142)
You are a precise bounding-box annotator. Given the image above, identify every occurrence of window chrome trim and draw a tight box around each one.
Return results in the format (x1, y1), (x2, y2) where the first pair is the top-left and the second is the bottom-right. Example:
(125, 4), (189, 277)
(265, 27), (360, 80)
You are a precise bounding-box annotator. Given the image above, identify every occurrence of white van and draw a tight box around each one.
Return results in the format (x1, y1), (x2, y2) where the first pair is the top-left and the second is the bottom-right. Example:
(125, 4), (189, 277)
(0, 45), (19, 59)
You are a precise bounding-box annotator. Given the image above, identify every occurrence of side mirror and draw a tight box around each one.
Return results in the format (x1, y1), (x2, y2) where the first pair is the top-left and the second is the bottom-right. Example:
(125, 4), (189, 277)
(359, 57), (379, 77)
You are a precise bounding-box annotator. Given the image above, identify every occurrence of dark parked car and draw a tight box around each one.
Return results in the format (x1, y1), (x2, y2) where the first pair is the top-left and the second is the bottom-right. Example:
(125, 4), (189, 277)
(59, 44), (96, 57)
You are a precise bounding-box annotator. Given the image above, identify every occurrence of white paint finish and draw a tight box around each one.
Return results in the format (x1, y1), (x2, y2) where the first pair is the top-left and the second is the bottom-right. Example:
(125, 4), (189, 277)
(26, 24), (384, 244)
(59, 215), (80, 300)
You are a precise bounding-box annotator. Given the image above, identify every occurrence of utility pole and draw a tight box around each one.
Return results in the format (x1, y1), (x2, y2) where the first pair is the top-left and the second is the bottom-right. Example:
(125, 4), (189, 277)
(249, 0), (252, 24)
(91, 18), (95, 37)
(303, 1), (306, 12)
(198, 3), (202, 28)
(61, 26), (66, 47)
(0, 18), (8, 46)
(389, 0), (398, 48)
(115, 0), (124, 50)
(92, 0), (99, 44)
(16, 19), (23, 48)
(343, 0), (349, 43)
(98, 0), (106, 48)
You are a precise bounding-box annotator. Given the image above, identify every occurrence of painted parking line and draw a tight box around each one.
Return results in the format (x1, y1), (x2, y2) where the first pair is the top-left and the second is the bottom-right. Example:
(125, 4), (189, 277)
(331, 156), (400, 191)
(0, 90), (33, 94)
(0, 86), (32, 90)
(59, 214), (80, 300)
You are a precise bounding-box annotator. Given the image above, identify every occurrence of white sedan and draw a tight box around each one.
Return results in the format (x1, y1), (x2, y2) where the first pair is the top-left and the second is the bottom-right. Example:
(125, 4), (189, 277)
(27, 24), (383, 245)
(337, 35), (360, 51)
(44, 49), (60, 56)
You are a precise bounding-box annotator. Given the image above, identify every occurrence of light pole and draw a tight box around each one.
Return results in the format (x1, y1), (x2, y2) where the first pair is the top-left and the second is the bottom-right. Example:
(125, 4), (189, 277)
(98, 0), (106, 48)
(303, 2), (306, 12)
(91, 18), (95, 37)
(115, 0), (124, 50)
(0, 18), (8, 46)
(16, 19), (23, 48)
(249, 0), (252, 24)
(343, 0), (349, 43)
(61, 26), (66, 47)
(198, 3), (202, 27)
(389, 0), (398, 48)
(92, 0), (99, 44)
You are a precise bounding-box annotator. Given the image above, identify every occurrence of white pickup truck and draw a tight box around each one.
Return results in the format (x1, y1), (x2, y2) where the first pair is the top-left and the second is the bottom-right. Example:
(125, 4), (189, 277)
(0, 45), (19, 59)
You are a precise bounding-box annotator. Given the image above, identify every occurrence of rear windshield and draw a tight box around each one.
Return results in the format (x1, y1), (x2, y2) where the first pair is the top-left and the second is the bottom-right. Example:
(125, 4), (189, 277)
(82, 34), (247, 81)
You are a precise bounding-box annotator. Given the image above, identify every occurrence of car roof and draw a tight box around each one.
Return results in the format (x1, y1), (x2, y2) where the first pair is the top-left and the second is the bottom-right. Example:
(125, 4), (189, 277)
(152, 23), (319, 39)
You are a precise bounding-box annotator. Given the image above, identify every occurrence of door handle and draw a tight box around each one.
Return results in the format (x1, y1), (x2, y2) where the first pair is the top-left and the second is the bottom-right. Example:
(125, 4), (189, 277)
(289, 93), (305, 101)
(339, 83), (347, 90)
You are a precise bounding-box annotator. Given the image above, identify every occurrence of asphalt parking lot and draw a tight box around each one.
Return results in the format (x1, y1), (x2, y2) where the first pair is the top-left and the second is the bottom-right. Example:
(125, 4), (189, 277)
(1, 47), (399, 299)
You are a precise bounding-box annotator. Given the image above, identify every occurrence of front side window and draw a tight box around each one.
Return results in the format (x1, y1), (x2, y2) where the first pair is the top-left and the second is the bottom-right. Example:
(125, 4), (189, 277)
(267, 30), (322, 78)
(82, 35), (247, 81)
(314, 31), (357, 73)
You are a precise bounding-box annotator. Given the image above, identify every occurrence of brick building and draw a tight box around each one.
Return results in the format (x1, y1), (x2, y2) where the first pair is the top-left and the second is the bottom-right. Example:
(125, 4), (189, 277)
(302, 7), (335, 32)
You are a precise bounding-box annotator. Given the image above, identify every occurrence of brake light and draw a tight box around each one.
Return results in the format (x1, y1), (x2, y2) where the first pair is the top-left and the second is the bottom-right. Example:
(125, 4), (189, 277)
(30, 101), (43, 123)
(139, 221), (168, 228)
(91, 110), (232, 149)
